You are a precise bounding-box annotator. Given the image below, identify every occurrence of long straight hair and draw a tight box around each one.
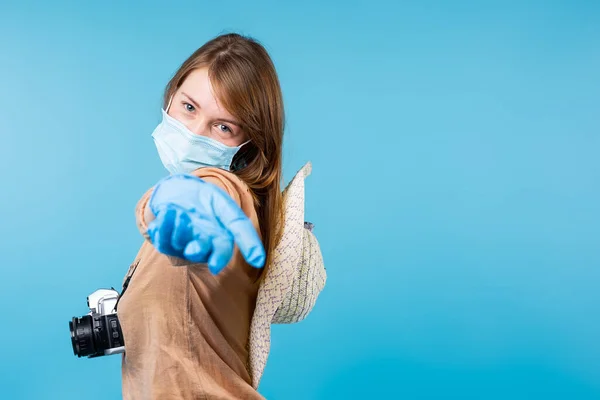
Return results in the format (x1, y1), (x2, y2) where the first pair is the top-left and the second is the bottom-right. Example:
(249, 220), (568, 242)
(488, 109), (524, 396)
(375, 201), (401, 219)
(163, 33), (284, 278)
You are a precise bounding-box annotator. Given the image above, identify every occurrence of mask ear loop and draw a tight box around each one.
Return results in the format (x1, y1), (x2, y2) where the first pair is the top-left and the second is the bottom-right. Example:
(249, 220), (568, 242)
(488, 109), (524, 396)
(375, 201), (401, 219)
(165, 94), (174, 113)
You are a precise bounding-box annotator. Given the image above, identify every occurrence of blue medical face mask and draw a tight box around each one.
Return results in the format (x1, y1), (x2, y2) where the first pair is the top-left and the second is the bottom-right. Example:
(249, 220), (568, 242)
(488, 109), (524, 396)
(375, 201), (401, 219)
(151, 107), (247, 174)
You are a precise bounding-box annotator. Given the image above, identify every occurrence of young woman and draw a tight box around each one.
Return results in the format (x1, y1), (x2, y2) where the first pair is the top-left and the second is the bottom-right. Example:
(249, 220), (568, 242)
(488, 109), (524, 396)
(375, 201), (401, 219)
(116, 33), (313, 399)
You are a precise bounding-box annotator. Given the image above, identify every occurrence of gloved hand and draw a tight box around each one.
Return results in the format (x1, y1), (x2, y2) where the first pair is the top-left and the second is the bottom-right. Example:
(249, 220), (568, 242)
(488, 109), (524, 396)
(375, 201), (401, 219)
(146, 173), (265, 274)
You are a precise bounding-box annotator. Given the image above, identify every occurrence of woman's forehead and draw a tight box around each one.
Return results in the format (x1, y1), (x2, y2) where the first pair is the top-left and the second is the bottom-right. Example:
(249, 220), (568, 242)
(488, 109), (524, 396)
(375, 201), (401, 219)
(178, 68), (234, 119)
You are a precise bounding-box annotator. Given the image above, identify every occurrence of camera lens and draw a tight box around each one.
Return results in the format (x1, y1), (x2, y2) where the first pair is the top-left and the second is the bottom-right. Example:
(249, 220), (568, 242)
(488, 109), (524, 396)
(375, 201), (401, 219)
(69, 316), (95, 357)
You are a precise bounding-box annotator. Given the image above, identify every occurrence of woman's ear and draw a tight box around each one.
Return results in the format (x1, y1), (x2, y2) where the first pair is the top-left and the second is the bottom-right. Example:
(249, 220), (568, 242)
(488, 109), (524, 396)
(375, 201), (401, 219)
(231, 143), (258, 172)
(230, 155), (248, 172)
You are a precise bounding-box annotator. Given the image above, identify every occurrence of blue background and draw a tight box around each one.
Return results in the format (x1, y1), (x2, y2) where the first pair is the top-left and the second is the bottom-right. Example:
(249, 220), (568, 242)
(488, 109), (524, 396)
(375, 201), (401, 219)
(1, 1), (599, 399)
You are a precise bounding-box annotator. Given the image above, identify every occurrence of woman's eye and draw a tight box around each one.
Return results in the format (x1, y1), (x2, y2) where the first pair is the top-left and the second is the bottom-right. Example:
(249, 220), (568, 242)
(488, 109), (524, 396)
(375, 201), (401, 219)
(183, 102), (195, 112)
(217, 124), (231, 133)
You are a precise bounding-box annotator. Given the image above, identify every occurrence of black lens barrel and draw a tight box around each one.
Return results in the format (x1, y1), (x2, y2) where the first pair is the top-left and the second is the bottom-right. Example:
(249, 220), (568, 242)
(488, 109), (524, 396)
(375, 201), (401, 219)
(69, 316), (95, 357)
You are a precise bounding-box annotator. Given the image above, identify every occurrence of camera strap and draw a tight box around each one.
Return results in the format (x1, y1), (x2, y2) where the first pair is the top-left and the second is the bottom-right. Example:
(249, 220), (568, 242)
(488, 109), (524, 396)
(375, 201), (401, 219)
(114, 259), (140, 312)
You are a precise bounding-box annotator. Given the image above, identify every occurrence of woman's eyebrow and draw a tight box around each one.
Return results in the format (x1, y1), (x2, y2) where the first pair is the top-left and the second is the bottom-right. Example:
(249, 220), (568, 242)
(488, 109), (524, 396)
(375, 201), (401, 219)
(181, 92), (201, 109)
(215, 117), (241, 127)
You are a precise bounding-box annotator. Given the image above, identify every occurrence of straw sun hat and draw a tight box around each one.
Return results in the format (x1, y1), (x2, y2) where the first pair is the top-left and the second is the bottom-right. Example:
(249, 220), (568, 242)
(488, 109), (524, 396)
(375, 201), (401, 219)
(247, 161), (327, 388)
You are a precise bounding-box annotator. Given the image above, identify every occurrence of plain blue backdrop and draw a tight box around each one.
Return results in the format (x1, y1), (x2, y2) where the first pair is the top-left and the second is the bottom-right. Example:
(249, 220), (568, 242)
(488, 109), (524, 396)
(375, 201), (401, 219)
(1, 0), (599, 399)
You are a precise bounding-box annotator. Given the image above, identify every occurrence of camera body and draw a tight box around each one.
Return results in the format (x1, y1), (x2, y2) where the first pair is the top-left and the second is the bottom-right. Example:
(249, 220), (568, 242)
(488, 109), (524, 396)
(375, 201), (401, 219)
(69, 288), (125, 358)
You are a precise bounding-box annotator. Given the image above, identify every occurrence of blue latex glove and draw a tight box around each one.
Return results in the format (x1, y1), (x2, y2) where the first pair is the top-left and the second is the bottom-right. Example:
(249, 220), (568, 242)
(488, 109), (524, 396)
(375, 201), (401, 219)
(147, 173), (265, 274)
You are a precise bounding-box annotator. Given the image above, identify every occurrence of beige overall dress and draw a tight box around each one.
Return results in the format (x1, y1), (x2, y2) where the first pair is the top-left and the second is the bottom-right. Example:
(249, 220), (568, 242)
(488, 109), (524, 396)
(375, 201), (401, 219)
(118, 167), (265, 399)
